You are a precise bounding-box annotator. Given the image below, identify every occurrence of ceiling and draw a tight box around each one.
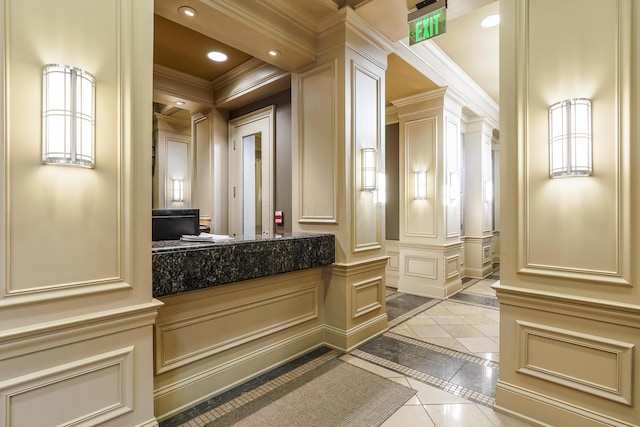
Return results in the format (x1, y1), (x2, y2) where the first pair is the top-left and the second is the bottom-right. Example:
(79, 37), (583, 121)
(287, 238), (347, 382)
(153, 0), (499, 111)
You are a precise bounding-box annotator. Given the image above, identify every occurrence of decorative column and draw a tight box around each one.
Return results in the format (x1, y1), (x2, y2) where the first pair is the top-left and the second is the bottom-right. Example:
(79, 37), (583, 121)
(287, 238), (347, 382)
(463, 117), (495, 278)
(292, 8), (391, 351)
(393, 88), (464, 298)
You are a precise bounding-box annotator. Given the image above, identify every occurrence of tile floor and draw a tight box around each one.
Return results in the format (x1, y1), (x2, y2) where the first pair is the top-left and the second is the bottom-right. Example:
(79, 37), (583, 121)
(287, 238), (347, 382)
(160, 268), (535, 426)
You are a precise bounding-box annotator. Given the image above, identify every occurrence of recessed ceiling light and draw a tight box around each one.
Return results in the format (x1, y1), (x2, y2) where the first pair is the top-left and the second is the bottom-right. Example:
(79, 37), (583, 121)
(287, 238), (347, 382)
(480, 14), (500, 28)
(268, 50), (281, 57)
(178, 6), (197, 18)
(207, 51), (228, 62)
(176, 101), (185, 106)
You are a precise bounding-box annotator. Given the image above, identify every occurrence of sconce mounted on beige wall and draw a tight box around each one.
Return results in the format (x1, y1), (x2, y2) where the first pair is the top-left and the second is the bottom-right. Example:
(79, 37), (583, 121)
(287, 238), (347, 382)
(414, 170), (427, 200)
(361, 148), (377, 191)
(172, 178), (184, 202)
(42, 64), (96, 168)
(549, 98), (592, 178)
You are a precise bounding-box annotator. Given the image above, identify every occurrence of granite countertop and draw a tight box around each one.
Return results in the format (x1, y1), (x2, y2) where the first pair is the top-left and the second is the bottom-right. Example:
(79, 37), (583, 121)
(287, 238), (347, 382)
(152, 233), (335, 297)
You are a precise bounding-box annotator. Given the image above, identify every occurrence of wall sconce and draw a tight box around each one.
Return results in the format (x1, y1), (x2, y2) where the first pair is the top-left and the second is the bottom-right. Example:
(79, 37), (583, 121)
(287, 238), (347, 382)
(484, 180), (493, 203)
(448, 171), (460, 205)
(549, 98), (592, 177)
(361, 148), (377, 191)
(414, 171), (427, 200)
(172, 178), (184, 202)
(42, 64), (95, 168)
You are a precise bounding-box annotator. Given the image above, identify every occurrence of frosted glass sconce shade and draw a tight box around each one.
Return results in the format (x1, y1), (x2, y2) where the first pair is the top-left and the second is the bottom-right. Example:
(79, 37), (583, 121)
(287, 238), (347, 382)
(448, 171), (460, 205)
(42, 64), (95, 168)
(415, 171), (427, 200)
(172, 179), (184, 202)
(361, 148), (377, 191)
(549, 98), (592, 177)
(484, 180), (493, 203)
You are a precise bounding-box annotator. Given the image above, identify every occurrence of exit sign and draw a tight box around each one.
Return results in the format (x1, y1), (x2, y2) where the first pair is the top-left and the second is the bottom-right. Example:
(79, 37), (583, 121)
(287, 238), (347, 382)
(409, 7), (447, 45)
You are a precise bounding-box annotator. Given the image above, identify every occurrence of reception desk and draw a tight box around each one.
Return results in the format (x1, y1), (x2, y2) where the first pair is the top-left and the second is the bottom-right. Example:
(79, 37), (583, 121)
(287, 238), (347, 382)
(152, 233), (335, 297)
(152, 233), (340, 421)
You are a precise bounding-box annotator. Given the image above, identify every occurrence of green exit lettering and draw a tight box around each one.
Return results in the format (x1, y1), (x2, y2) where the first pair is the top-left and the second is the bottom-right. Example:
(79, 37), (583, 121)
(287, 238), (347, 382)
(409, 7), (447, 46)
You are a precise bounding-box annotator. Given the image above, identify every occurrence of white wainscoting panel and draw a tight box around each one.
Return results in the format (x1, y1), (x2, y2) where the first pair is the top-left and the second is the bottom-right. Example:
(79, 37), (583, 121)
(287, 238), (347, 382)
(0, 347), (134, 427)
(517, 321), (634, 405)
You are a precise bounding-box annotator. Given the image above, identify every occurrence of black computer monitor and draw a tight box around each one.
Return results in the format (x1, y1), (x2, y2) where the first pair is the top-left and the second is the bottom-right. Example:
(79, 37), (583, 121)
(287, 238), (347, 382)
(152, 209), (200, 241)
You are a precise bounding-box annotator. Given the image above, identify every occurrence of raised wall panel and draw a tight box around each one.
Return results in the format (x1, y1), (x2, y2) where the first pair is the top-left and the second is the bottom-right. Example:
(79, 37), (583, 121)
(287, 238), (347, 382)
(387, 250), (399, 271)
(482, 135), (493, 233)
(405, 255), (438, 280)
(445, 114), (460, 238)
(297, 60), (338, 223)
(155, 284), (319, 374)
(0, 347), (134, 427)
(352, 61), (382, 252)
(351, 276), (383, 319)
(1, 0), (135, 306)
(519, 0), (631, 285)
(405, 117), (437, 238)
(446, 254), (460, 280)
(194, 116), (212, 224)
(517, 321), (634, 406)
(165, 136), (190, 207)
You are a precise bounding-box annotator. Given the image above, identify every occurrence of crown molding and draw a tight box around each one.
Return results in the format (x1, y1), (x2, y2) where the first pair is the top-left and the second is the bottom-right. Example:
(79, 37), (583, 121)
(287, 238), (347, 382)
(392, 38), (499, 129)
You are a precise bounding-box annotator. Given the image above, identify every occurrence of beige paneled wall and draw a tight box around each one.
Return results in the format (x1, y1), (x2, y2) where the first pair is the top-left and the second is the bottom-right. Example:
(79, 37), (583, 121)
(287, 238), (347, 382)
(463, 118), (495, 278)
(0, 0), (160, 425)
(496, 0), (640, 425)
(292, 8), (389, 352)
(393, 89), (464, 298)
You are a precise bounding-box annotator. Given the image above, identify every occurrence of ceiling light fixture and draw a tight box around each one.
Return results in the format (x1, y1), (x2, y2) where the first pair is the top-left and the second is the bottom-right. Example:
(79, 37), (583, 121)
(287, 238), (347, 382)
(268, 50), (281, 57)
(176, 101), (185, 106)
(178, 6), (197, 17)
(207, 51), (228, 62)
(480, 14), (500, 28)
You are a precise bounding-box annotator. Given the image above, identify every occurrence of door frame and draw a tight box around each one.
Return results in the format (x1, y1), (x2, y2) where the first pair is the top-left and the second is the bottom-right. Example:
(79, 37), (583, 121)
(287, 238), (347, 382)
(228, 105), (275, 238)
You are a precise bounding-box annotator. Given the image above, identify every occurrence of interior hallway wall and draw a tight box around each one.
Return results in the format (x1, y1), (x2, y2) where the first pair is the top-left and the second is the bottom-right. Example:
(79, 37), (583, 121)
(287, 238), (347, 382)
(496, 0), (640, 425)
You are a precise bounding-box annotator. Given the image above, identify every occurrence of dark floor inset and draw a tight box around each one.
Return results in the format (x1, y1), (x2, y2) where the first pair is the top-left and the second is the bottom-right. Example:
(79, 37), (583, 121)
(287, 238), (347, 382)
(357, 335), (498, 397)
(449, 292), (499, 308)
(385, 293), (433, 321)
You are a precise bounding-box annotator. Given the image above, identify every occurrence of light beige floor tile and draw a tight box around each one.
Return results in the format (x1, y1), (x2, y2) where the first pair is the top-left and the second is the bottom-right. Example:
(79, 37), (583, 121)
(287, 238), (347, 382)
(476, 404), (537, 426)
(457, 337), (500, 353)
(409, 324), (452, 338)
(381, 405), (436, 427)
(432, 315), (467, 325)
(423, 403), (495, 427)
(424, 305), (455, 316)
(406, 314), (438, 325)
(423, 338), (471, 353)
(390, 323), (420, 338)
(441, 324), (486, 338)
(458, 314), (496, 325)
(472, 324), (500, 337)
(484, 311), (500, 322)
(340, 355), (400, 378)
(406, 378), (470, 405)
(443, 303), (486, 315)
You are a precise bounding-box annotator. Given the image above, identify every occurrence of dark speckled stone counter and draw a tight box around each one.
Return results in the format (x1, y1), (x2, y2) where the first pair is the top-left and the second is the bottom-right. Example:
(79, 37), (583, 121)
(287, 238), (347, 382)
(152, 233), (335, 297)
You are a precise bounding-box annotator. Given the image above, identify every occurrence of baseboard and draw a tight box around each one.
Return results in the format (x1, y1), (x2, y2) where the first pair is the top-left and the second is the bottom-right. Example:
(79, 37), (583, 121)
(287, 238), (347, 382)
(398, 278), (462, 299)
(464, 264), (494, 279)
(495, 381), (636, 427)
(323, 313), (388, 352)
(135, 418), (159, 427)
